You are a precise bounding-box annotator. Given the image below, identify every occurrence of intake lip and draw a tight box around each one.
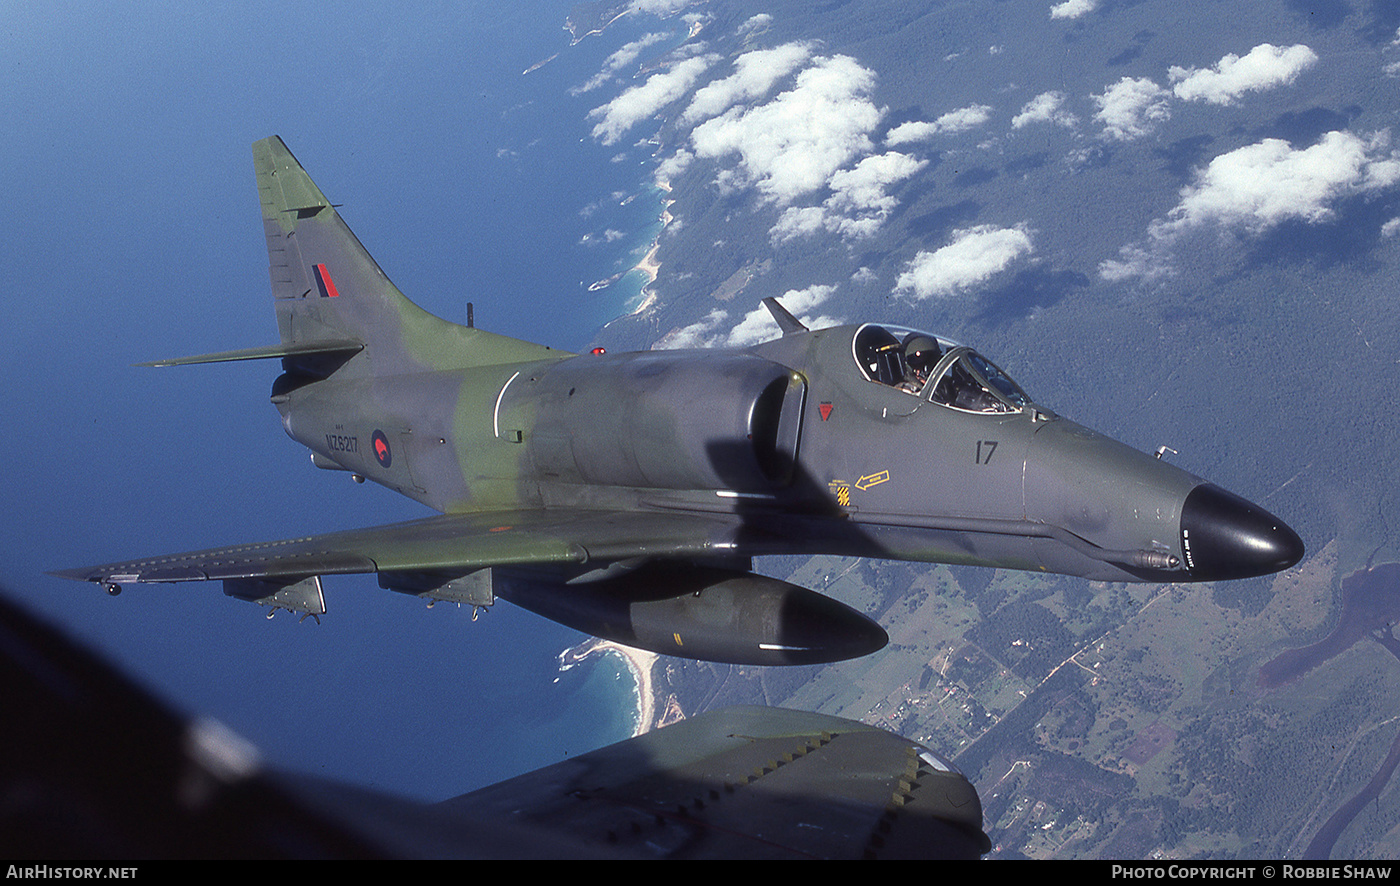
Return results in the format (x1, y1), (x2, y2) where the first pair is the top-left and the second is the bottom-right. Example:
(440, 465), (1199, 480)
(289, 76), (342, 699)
(1180, 483), (1305, 581)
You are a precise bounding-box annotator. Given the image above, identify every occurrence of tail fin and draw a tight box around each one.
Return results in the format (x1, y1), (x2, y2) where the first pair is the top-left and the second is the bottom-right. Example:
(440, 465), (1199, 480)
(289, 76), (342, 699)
(253, 136), (559, 376)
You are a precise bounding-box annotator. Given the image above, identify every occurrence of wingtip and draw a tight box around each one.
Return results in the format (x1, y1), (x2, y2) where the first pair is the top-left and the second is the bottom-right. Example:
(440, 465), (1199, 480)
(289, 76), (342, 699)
(47, 567), (100, 583)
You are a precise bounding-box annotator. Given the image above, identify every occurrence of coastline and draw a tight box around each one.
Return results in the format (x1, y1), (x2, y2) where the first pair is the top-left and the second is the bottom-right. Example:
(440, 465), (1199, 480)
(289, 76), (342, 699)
(561, 637), (658, 736)
(586, 181), (671, 319)
(626, 193), (672, 316)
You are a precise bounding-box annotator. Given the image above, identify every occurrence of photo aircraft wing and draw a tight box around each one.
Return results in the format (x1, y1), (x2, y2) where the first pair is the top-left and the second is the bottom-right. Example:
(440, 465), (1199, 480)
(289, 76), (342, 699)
(1, 583), (988, 859)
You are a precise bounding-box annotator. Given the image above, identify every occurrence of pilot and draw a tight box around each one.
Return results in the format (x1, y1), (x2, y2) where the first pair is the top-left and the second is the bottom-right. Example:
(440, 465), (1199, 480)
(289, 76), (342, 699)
(900, 334), (941, 393)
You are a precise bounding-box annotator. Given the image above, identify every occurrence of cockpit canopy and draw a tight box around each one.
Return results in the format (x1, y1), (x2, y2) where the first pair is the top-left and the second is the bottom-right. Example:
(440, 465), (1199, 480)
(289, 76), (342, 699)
(852, 324), (1034, 414)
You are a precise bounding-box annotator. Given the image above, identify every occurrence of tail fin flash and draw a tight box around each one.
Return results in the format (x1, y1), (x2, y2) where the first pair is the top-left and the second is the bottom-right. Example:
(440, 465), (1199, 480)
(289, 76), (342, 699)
(252, 136), (558, 375)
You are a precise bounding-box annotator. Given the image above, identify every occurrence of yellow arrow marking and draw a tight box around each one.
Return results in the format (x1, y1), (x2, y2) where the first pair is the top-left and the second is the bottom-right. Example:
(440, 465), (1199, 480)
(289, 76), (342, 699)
(855, 470), (890, 490)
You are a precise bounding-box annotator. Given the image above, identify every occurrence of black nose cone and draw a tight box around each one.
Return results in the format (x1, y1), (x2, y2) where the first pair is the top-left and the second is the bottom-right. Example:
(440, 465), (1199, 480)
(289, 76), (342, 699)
(1180, 483), (1305, 581)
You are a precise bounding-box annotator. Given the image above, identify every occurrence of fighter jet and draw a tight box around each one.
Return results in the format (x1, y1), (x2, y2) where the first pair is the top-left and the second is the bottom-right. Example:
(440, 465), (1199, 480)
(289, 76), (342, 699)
(57, 136), (1304, 666)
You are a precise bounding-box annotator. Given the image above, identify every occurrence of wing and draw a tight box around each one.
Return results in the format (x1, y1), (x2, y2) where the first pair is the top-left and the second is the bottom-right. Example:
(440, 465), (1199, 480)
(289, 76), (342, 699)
(0, 582), (987, 859)
(433, 704), (989, 859)
(54, 507), (759, 595)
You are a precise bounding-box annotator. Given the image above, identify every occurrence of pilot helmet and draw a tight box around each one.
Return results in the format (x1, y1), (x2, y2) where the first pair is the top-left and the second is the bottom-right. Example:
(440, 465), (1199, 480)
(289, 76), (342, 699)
(903, 334), (941, 373)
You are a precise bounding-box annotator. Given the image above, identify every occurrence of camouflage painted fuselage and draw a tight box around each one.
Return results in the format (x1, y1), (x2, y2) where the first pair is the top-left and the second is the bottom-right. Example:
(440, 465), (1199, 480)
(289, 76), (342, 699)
(59, 137), (1304, 666)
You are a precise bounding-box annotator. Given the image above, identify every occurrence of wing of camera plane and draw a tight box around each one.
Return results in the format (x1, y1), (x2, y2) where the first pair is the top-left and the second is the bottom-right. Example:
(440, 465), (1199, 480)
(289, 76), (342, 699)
(2, 582), (987, 859)
(432, 703), (990, 859)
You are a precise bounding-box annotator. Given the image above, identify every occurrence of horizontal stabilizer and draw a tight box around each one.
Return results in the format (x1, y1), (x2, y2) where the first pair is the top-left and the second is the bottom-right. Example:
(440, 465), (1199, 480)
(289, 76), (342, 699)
(137, 339), (364, 367)
(762, 297), (808, 335)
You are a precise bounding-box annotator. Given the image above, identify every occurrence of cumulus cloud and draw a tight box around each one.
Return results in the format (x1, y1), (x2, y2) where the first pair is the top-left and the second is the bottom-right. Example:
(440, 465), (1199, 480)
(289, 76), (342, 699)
(601, 46), (919, 248)
(1101, 131), (1400, 280)
(771, 151), (927, 243)
(656, 308), (729, 349)
(1050, 0), (1096, 19)
(769, 206), (828, 243)
(1098, 243), (1174, 284)
(727, 285), (841, 347)
(589, 54), (718, 145)
(886, 104), (994, 144)
(572, 32), (670, 95)
(656, 285), (841, 349)
(769, 208), (879, 243)
(1170, 43), (1318, 105)
(895, 225), (1034, 299)
(655, 148), (694, 182)
(690, 54), (882, 204)
(1158, 130), (1400, 234)
(629, 0), (694, 13)
(1094, 77), (1171, 140)
(885, 121), (939, 145)
(737, 14), (772, 37)
(827, 152), (927, 214)
(1012, 91), (1077, 128)
(681, 42), (812, 125)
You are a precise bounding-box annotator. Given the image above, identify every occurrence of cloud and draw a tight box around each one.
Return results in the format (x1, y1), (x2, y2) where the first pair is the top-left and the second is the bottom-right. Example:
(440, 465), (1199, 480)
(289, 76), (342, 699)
(884, 121), (939, 145)
(1050, 0), (1096, 20)
(726, 285), (840, 347)
(886, 104), (994, 144)
(1098, 243), (1174, 284)
(1170, 43), (1318, 105)
(656, 308), (729, 349)
(1101, 131), (1400, 280)
(1093, 77), (1171, 140)
(827, 152), (927, 213)
(655, 148), (694, 182)
(1012, 91), (1077, 128)
(589, 54), (718, 145)
(681, 42), (812, 124)
(895, 225), (1034, 299)
(572, 32), (671, 95)
(737, 14), (772, 37)
(769, 206), (828, 242)
(690, 54), (882, 204)
(656, 285), (841, 349)
(771, 151), (927, 243)
(629, 0), (694, 13)
(1158, 131), (1400, 235)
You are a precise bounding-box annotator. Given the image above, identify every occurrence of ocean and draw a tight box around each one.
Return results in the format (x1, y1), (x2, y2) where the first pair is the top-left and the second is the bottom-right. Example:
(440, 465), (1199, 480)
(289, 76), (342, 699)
(424, 5), (686, 352)
(397, 5), (692, 796)
(6, 2), (679, 807)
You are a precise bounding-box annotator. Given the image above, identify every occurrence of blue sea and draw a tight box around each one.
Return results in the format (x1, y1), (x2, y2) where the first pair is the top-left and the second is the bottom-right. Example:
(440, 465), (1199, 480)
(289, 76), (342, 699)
(3, 2), (681, 807)
(240, 9), (678, 800)
(402, 5), (688, 353)
(374, 5), (690, 797)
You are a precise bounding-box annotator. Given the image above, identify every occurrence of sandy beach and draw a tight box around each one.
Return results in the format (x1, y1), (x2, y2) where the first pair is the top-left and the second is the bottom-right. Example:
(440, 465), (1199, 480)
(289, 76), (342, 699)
(561, 637), (658, 736)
